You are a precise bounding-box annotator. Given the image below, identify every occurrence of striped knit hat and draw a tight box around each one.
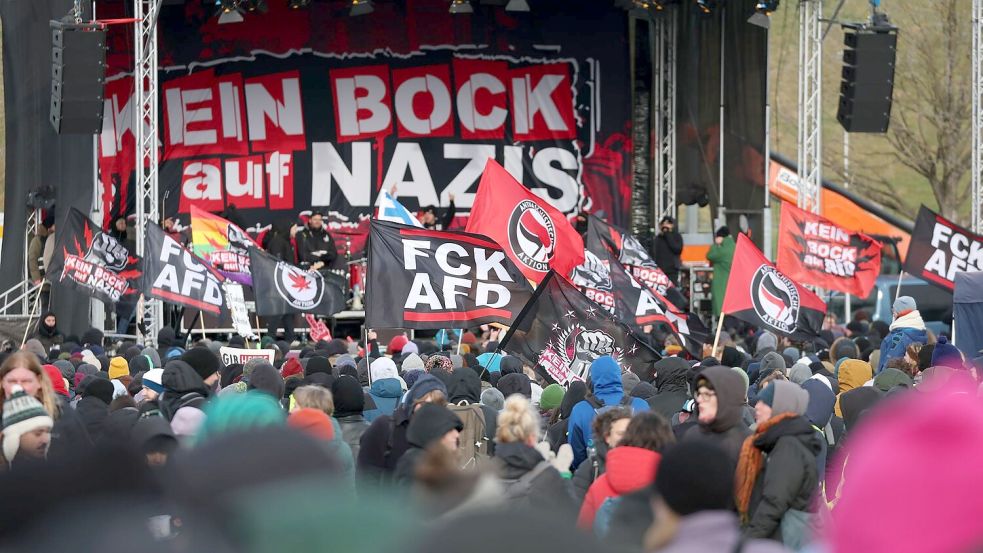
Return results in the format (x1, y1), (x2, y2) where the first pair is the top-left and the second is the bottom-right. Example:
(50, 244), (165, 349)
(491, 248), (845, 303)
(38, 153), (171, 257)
(2, 386), (53, 462)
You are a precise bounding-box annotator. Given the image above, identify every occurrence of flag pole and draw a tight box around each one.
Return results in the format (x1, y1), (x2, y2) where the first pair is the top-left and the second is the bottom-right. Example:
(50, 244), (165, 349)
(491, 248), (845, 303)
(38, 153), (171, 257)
(711, 314), (725, 359)
(21, 286), (43, 348)
(199, 310), (207, 341)
(895, 270), (905, 302)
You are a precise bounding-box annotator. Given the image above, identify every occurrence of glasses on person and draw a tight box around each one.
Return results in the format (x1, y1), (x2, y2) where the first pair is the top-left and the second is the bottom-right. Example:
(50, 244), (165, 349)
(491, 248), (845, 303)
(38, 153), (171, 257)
(696, 390), (716, 401)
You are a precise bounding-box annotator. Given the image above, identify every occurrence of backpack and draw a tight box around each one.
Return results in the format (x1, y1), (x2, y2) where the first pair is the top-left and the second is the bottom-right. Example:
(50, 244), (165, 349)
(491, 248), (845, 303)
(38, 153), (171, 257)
(501, 460), (552, 501)
(586, 393), (633, 415)
(449, 401), (490, 469)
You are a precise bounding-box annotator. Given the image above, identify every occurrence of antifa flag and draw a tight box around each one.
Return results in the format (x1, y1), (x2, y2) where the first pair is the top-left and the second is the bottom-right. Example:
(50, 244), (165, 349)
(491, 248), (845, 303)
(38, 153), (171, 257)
(366, 219), (534, 329)
(723, 233), (826, 341)
(569, 245), (708, 356)
(500, 271), (660, 385)
(140, 224), (226, 315)
(777, 202), (881, 297)
(190, 206), (259, 285)
(466, 160), (584, 284)
(903, 206), (982, 292)
(586, 215), (677, 297)
(46, 208), (142, 309)
(249, 247), (346, 317)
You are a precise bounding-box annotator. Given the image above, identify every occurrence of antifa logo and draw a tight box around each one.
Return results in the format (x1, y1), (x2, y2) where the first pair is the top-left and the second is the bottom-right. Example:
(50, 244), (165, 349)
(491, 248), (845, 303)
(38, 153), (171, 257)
(227, 224), (253, 253)
(507, 200), (556, 272)
(570, 250), (612, 291)
(274, 262), (325, 310)
(750, 266), (800, 333)
(83, 232), (128, 272)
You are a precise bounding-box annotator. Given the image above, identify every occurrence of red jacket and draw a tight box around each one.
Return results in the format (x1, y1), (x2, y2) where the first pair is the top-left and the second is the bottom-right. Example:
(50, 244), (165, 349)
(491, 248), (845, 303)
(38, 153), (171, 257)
(577, 446), (661, 529)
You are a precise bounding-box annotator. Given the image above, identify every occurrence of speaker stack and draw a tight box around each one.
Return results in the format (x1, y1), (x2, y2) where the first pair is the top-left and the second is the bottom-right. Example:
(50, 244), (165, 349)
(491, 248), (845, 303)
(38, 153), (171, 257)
(50, 21), (107, 135)
(836, 26), (898, 133)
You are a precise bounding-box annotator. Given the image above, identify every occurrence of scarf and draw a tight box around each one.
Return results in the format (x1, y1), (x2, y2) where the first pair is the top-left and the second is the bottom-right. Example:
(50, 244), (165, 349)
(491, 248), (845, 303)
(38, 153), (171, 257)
(890, 310), (925, 331)
(735, 412), (798, 521)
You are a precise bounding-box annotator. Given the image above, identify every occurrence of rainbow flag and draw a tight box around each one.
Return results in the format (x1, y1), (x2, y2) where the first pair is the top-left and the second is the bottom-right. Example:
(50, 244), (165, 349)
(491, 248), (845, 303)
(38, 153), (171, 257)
(190, 205), (258, 285)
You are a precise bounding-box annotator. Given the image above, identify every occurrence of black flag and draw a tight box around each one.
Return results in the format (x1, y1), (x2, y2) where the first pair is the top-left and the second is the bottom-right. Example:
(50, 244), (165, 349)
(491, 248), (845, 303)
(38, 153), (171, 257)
(249, 247), (346, 317)
(366, 219), (534, 329)
(140, 224), (225, 315)
(500, 270), (660, 385)
(46, 208), (142, 309)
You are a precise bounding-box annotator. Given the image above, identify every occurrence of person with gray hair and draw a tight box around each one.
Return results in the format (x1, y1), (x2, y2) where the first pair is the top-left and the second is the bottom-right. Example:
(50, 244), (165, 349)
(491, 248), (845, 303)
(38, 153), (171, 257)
(877, 295), (928, 374)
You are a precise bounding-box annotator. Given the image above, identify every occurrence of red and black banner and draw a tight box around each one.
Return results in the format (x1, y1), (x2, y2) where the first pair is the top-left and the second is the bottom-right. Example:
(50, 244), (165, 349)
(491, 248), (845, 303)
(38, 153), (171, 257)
(777, 202), (881, 297)
(140, 224), (226, 316)
(466, 160), (585, 284)
(586, 215), (675, 296)
(500, 270), (660, 385)
(903, 206), (981, 292)
(249, 247), (346, 317)
(366, 219), (534, 329)
(46, 208), (142, 309)
(723, 233), (826, 341)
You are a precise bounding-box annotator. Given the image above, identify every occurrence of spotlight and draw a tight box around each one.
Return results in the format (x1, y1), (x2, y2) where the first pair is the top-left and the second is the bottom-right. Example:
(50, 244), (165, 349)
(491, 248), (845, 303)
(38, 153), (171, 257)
(216, 0), (238, 13)
(449, 0), (474, 14)
(350, 0), (374, 15)
(505, 0), (530, 11)
(288, 0), (311, 8)
(242, 0), (268, 12)
(754, 0), (779, 14)
(695, 0), (715, 15)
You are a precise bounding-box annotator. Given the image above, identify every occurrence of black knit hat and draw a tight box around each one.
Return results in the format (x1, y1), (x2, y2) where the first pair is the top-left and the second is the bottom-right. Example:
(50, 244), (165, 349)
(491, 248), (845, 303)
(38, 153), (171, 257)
(715, 226), (730, 238)
(181, 347), (221, 382)
(655, 441), (734, 516)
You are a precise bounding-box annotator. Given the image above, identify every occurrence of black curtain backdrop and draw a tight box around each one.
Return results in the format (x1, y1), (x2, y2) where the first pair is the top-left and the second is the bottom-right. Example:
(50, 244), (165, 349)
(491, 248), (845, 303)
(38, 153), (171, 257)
(0, 0), (94, 333)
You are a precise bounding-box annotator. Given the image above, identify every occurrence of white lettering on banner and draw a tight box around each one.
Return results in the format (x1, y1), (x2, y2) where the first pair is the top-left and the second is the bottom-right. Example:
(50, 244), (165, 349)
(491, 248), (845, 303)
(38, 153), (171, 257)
(225, 157), (264, 200)
(803, 222), (850, 243)
(400, 238), (515, 311)
(245, 77), (304, 141)
(512, 74), (568, 135)
(182, 161), (223, 202)
(166, 87), (217, 146)
(311, 142), (371, 207)
(395, 75), (453, 135)
(382, 143), (440, 206)
(922, 221), (983, 281)
(335, 74), (392, 137)
(153, 236), (224, 307)
(457, 73), (508, 134)
(219, 347), (275, 367)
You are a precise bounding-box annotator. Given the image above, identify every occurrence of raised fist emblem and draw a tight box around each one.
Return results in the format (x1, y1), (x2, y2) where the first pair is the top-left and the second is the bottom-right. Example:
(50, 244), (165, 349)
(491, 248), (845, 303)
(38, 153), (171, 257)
(570, 251), (612, 291)
(576, 330), (615, 360)
(85, 233), (127, 271)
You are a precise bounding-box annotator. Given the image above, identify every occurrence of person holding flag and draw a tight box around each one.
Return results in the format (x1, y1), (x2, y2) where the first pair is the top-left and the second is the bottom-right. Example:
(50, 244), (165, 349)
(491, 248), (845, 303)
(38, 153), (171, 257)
(707, 227), (736, 318)
(377, 185), (425, 228)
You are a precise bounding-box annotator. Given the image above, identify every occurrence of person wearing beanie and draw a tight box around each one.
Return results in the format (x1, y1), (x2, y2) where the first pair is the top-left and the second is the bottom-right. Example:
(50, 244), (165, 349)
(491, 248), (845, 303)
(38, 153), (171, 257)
(196, 392), (285, 444)
(648, 441), (786, 553)
(706, 226), (735, 317)
(683, 366), (751, 466)
(931, 336), (964, 370)
(247, 363), (286, 400)
(288, 407), (335, 441)
(364, 358), (405, 423)
(403, 368), (425, 390)
(388, 335), (409, 356)
(108, 357), (129, 380)
(539, 384), (565, 412)
(42, 364), (69, 400)
(180, 347), (221, 387)
(2, 385), (54, 466)
(170, 406), (206, 447)
(424, 353), (453, 374)
(873, 367), (914, 393)
(141, 368), (165, 404)
(332, 375), (370, 460)
(401, 353), (425, 372)
(877, 296), (928, 373)
(621, 372), (641, 395)
(496, 373), (532, 399)
(830, 337), (860, 363)
(393, 403), (463, 487)
(75, 376), (113, 443)
(736, 380), (821, 546)
(305, 356), (332, 378)
(280, 357), (304, 380)
(480, 387), (506, 411)
(141, 347), (162, 369)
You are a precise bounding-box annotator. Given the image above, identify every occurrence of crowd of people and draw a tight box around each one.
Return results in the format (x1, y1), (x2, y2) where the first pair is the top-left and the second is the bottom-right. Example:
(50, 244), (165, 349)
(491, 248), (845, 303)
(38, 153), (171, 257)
(0, 293), (981, 553)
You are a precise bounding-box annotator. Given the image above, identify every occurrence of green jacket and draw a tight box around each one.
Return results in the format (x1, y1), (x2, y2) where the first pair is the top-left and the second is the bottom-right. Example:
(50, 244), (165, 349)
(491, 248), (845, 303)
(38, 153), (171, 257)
(707, 235), (736, 316)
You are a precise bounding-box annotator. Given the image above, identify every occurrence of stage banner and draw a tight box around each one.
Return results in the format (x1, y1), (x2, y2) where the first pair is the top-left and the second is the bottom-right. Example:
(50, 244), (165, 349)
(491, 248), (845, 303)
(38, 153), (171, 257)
(723, 233), (826, 341)
(249, 247), (346, 317)
(366, 219), (533, 329)
(190, 206), (259, 285)
(903, 206), (982, 292)
(46, 208), (142, 308)
(96, 0), (633, 257)
(776, 202), (882, 297)
(140, 223), (226, 315)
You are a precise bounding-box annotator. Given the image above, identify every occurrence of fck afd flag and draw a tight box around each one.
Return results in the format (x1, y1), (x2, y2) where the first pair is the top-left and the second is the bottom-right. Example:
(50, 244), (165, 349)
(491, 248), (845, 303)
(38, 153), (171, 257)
(777, 202), (881, 297)
(466, 159), (584, 284)
(903, 206), (983, 292)
(140, 224), (226, 315)
(249, 247), (346, 316)
(366, 219), (533, 329)
(722, 233), (826, 341)
(500, 271), (660, 386)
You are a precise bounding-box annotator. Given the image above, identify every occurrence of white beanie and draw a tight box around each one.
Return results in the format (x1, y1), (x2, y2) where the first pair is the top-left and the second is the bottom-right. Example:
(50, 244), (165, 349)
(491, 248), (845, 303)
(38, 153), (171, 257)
(2, 386), (53, 462)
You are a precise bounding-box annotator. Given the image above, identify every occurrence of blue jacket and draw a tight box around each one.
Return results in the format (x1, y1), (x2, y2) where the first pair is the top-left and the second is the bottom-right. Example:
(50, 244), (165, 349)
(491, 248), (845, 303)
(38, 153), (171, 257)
(877, 326), (927, 373)
(364, 378), (403, 422)
(567, 356), (650, 470)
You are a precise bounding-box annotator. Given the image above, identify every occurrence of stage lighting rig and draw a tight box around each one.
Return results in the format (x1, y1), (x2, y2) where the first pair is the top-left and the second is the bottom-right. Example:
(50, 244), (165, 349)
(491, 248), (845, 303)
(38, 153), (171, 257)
(350, 0), (374, 15)
(505, 0), (530, 11)
(748, 0), (777, 27)
(242, 0), (268, 12)
(695, 0), (716, 15)
(449, 0), (474, 14)
(288, 0), (311, 9)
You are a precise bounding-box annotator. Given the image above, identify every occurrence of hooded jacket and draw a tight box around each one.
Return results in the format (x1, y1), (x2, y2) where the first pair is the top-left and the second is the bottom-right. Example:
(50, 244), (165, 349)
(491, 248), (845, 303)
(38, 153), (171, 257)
(655, 511), (788, 553)
(34, 311), (63, 351)
(393, 403), (463, 486)
(447, 368), (498, 454)
(494, 441), (575, 520)
(877, 310), (928, 373)
(568, 357), (649, 469)
(577, 446), (661, 529)
(332, 375), (370, 460)
(834, 360), (874, 417)
(683, 366), (751, 466)
(546, 381), (587, 452)
(159, 360), (211, 421)
(647, 358), (691, 419)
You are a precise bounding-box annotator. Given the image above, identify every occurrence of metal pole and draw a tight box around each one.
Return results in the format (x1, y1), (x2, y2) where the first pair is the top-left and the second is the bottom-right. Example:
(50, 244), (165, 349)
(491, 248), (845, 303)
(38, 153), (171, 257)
(763, 22), (773, 260)
(973, 0), (983, 232)
(797, 0), (823, 214)
(718, 6), (726, 225)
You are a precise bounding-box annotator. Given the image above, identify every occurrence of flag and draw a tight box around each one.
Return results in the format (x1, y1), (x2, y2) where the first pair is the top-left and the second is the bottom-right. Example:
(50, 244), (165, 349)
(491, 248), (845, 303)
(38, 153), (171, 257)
(250, 247), (346, 316)
(903, 205), (981, 292)
(376, 191), (423, 228)
(586, 215), (676, 296)
(500, 271), (660, 385)
(722, 233), (826, 340)
(366, 219), (534, 329)
(45, 208), (142, 308)
(190, 205), (258, 285)
(776, 202), (881, 297)
(465, 159), (584, 284)
(140, 224), (226, 315)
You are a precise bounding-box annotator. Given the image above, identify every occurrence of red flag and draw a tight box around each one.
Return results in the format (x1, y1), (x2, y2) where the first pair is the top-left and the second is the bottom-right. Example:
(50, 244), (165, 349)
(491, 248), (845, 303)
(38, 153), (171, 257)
(466, 159), (584, 284)
(723, 233), (826, 340)
(777, 202), (881, 297)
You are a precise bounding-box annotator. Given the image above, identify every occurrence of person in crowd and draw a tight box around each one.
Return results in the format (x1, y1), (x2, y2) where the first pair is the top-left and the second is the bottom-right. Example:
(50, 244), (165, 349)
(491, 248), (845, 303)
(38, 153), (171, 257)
(287, 407), (356, 491)
(364, 357), (404, 422)
(646, 441), (788, 553)
(1, 384), (54, 468)
(158, 360), (211, 421)
(394, 403), (463, 486)
(130, 415), (177, 468)
(580, 411), (674, 532)
(33, 312), (63, 352)
(653, 216), (684, 285)
(738, 381), (820, 547)
(684, 365), (751, 466)
(568, 356), (650, 469)
(262, 220), (299, 343)
(296, 211), (337, 273)
(706, 226), (735, 318)
(834, 359), (873, 417)
(446, 366), (498, 462)
(546, 381), (586, 452)
(647, 357), (691, 419)
(420, 193), (456, 230)
(571, 407), (632, 504)
(877, 296), (928, 373)
(332, 375), (370, 460)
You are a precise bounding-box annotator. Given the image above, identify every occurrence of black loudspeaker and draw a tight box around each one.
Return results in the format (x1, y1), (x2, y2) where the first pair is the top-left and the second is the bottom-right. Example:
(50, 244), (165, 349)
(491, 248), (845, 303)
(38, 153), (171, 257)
(836, 28), (897, 133)
(50, 21), (107, 134)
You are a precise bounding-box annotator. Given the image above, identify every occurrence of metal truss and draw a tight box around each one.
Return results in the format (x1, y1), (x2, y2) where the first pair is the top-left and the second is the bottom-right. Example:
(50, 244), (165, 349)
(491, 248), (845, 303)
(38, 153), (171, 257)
(973, 0), (983, 231)
(653, 7), (678, 224)
(797, 0), (823, 213)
